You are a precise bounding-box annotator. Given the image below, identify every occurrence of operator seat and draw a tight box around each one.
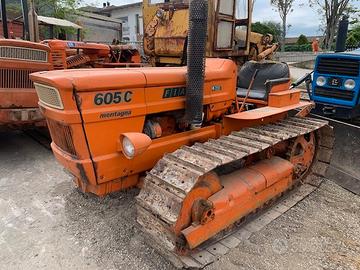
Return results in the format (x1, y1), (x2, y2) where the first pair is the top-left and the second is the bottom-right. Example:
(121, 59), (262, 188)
(237, 61), (290, 101)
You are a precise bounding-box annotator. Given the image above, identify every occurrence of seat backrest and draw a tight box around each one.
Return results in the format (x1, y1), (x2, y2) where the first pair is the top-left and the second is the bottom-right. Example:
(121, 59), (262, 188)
(238, 61), (290, 91)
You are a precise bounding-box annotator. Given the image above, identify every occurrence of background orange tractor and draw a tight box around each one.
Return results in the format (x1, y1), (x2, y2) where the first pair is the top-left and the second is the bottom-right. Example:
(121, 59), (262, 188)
(43, 40), (141, 70)
(0, 39), (52, 128)
(30, 0), (334, 267)
(142, 0), (278, 66)
(0, 39), (140, 128)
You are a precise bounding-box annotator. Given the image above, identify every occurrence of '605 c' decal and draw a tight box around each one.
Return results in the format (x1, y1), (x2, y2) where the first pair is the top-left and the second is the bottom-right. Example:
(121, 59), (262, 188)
(94, 91), (133, 106)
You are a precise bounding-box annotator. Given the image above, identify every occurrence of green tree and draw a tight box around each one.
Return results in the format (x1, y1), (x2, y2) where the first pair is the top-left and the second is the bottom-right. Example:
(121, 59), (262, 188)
(346, 23), (360, 46)
(309, 0), (357, 50)
(296, 34), (309, 45)
(34, 0), (81, 19)
(2, 0), (81, 19)
(5, 2), (22, 19)
(251, 21), (283, 43)
(270, 0), (295, 51)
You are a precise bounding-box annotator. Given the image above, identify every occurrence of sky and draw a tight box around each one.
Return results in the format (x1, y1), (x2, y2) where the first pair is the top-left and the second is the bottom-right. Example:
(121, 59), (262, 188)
(83, 0), (360, 37)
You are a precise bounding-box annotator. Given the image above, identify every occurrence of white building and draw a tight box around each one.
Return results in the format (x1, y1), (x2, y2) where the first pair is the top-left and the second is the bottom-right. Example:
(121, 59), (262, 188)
(98, 2), (143, 42)
(74, 11), (123, 43)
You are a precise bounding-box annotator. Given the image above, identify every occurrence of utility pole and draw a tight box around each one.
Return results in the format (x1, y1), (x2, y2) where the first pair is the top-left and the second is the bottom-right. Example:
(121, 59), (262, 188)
(21, 0), (30, 40)
(28, 0), (39, 42)
(0, 0), (9, 38)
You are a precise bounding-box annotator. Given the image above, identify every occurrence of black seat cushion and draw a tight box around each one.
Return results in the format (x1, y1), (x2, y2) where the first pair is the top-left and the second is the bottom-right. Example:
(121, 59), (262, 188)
(237, 61), (290, 100)
(236, 88), (267, 100)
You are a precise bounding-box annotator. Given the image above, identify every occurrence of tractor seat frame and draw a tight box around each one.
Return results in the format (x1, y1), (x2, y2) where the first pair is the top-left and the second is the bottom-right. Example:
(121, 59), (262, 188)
(237, 77), (291, 101)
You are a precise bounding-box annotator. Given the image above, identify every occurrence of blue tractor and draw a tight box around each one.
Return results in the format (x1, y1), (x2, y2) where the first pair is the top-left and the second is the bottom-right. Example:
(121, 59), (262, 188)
(311, 49), (360, 120)
(289, 17), (360, 194)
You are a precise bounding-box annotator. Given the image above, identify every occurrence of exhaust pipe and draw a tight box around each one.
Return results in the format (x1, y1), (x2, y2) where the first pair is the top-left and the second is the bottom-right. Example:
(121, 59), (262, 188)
(335, 15), (349, 53)
(21, 0), (30, 40)
(0, 0), (9, 39)
(185, 0), (208, 128)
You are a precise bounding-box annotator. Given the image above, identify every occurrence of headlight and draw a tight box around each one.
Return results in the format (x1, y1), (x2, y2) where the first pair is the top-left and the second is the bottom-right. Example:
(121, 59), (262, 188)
(316, 76), (326, 87)
(122, 137), (135, 159)
(119, 133), (152, 159)
(344, 79), (356, 90)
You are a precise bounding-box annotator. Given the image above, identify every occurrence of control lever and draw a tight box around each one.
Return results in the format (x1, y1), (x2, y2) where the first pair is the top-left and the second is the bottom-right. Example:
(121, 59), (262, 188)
(290, 71), (313, 100)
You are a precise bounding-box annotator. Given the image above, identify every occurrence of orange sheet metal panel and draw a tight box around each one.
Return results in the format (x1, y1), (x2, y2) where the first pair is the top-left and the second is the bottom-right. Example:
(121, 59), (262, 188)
(0, 89), (38, 108)
(269, 80), (291, 93)
(51, 125), (219, 196)
(226, 101), (312, 121)
(182, 157), (294, 249)
(268, 89), (301, 108)
(94, 125), (219, 185)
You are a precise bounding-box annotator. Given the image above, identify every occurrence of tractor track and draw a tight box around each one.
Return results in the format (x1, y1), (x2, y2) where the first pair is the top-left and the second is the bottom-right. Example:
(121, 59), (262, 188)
(136, 116), (334, 269)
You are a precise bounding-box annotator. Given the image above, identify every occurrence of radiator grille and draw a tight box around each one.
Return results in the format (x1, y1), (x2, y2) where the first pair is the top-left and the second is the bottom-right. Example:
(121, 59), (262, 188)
(0, 69), (35, 88)
(0, 69), (34, 88)
(47, 119), (77, 157)
(0, 46), (48, 62)
(51, 50), (66, 70)
(314, 87), (355, 101)
(317, 57), (359, 77)
(34, 83), (64, 110)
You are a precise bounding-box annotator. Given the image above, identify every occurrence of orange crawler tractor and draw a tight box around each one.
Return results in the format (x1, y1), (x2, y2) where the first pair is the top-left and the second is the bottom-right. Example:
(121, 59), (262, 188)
(30, 0), (334, 268)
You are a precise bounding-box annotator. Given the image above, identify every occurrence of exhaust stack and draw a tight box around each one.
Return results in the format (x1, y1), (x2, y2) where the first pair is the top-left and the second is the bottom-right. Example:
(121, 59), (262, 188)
(335, 15), (349, 53)
(0, 0), (9, 39)
(21, 0), (30, 40)
(185, 0), (208, 128)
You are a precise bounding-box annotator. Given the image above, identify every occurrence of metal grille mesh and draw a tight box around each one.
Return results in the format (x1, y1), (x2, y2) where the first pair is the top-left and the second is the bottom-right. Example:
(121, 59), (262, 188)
(317, 57), (359, 77)
(314, 87), (355, 101)
(0, 46), (48, 62)
(66, 54), (91, 68)
(51, 50), (67, 70)
(185, 0), (208, 127)
(47, 118), (77, 157)
(0, 69), (34, 88)
(34, 83), (64, 110)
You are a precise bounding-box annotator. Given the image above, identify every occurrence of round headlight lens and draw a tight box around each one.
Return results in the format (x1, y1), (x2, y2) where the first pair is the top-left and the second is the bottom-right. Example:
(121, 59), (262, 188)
(344, 79), (356, 90)
(122, 137), (135, 159)
(316, 76), (326, 87)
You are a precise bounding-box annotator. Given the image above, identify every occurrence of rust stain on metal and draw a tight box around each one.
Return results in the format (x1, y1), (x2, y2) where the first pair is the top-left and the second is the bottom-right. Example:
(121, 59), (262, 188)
(76, 163), (90, 184)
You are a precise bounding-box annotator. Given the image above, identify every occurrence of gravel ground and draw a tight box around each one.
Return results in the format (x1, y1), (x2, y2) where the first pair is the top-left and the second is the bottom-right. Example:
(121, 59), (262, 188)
(0, 131), (172, 270)
(0, 131), (359, 270)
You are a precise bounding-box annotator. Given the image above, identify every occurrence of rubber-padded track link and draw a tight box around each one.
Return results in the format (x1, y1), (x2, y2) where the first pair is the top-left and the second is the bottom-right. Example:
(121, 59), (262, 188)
(136, 116), (333, 269)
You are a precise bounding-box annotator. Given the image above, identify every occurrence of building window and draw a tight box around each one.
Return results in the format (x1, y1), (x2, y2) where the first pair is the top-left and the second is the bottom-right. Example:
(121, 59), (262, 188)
(149, 0), (187, 4)
(149, 0), (167, 3)
(135, 14), (140, 34)
(118, 16), (128, 23)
